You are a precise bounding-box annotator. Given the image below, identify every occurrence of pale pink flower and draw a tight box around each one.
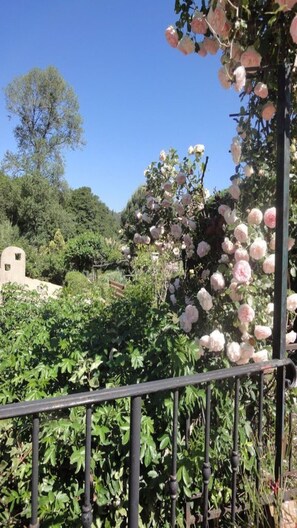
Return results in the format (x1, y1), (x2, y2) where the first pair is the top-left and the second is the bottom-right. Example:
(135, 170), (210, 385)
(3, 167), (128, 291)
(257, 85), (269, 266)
(254, 325), (272, 340)
(210, 271), (225, 291)
(133, 233), (143, 244)
(233, 260), (252, 283)
(234, 65), (246, 92)
(197, 288), (213, 311)
(182, 193), (192, 206)
(203, 37), (220, 55)
(179, 313), (192, 333)
(288, 237), (295, 250)
(165, 26), (179, 48)
(218, 67), (231, 89)
(234, 224), (249, 243)
(143, 235), (151, 245)
(240, 342), (255, 359)
(176, 172), (186, 185)
(218, 204), (230, 216)
(163, 181), (172, 192)
(263, 254), (275, 274)
(253, 350), (269, 363)
(201, 269), (210, 280)
(161, 199), (171, 208)
(231, 137), (242, 164)
(200, 335), (210, 348)
(244, 165), (254, 178)
(187, 219), (197, 230)
(227, 342), (241, 363)
(170, 294), (177, 306)
(264, 207), (276, 229)
(222, 237), (236, 254)
(229, 183), (241, 200)
(183, 234), (193, 248)
(198, 44), (208, 57)
(219, 254), (229, 264)
(191, 11), (207, 34)
(197, 241), (211, 258)
(230, 42), (243, 62)
(135, 211), (142, 220)
(185, 304), (199, 323)
(178, 35), (195, 55)
(240, 46), (262, 68)
(286, 330), (297, 345)
(229, 281), (243, 302)
(209, 329), (225, 352)
(235, 248), (249, 262)
(249, 238), (267, 260)
(150, 226), (161, 240)
(171, 224), (182, 239)
(236, 357), (250, 365)
(238, 304), (255, 323)
(287, 293), (297, 312)
(224, 209), (238, 225)
(247, 208), (263, 225)
(207, 5), (227, 35)
(262, 102), (276, 121)
(290, 15), (297, 43)
(254, 82), (268, 99)
(278, 0), (297, 9)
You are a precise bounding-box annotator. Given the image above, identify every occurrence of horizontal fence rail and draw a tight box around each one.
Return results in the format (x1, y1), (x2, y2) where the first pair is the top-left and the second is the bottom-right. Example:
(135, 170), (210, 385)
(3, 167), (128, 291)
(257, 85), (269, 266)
(0, 358), (296, 528)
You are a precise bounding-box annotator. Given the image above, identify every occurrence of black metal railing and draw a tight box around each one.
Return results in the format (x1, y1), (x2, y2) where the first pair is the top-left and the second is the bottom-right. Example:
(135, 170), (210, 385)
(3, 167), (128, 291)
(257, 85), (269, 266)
(0, 358), (296, 528)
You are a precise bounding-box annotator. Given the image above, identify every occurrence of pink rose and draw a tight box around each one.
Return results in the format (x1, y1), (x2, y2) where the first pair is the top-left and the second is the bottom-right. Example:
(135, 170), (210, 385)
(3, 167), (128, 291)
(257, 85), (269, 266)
(197, 288), (213, 311)
(200, 335), (210, 348)
(229, 183), (241, 200)
(191, 11), (207, 34)
(234, 65), (246, 92)
(286, 330), (297, 345)
(233, 260), (252, 283)
(209, 329), (225, 352)
(235, 248), (249, 262)
(224, 209), (238, 225)
(288, 237), (295, 250)
(163, 181), (172, 192)
(247, 208), (263, 225)
(278, 0), (297, 9)
(165, 26), (179, 48)
(197, 241), (211, 258)
(150, 226), (161, 240)
(218, 67), (231, 89)
(263, 254), (275, 274)
(234, 223), (248, 243)
(249, 238), (267, 260)
(264, 207), (276, 228)
(222, 237), (235, 254)
(178, 35), (195, 55)
(185, 304), (199, 324)
(290, 15), (297, 43)
(176, 172), (186, 185)
(252, 350), (269, 363)
(244, 165), (254, 178)
(230, 42), (243, 62)
(240, 342), (255, 359)
(262, 102), (276, 121)
(238, 303), (255, 324)
(231, 137), (241, 164)
(254, 82), (268, 99)
(207, 5), (227, 36)
(133, 233), (143, 244)
(179, 313), (192, 333)
(287, 293), (297, 312)
(227, 342), (241, 363)
(171, 224), (182, 239)
(254, 325), (272, 340)
(182, 193), (192, 206)
(210, 271), (225, 291)
(218, 204), (230, 216)
(240, 46), (262, 68)
(161, 199), (171, 208)
(203, 37), (220, 55)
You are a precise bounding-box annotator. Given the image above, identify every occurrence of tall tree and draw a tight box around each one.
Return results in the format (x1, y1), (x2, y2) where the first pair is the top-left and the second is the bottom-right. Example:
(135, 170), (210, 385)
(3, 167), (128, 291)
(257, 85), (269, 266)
(2, 66), (84, 185)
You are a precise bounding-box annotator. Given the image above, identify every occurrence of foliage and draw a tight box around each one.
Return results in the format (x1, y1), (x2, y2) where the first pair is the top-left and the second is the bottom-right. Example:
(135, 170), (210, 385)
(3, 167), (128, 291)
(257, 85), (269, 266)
(2, 66), (84, 185)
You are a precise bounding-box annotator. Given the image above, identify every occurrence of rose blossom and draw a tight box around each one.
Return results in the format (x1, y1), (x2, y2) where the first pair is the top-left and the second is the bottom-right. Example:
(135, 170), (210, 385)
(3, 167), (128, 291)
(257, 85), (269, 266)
(263, 254), (275, 274)
(249, 238), (267, 260)
(254, 82), (268, 99)
(231, 136), (241, 164)
(234, 65), (246, 92)
(278, 0), (297, 9)
(262, 102), (276, 121)
(176, 172), (186, 185)
(286, 330), (297, 345)
(233, 260), (252, 283)
(150, 226), (161, 240)
(287, 293), (297, 312)
(191, 11), (208, 34)
(163, 181), (172, 192)
(264, 207), (276, 229)
(244, 165), (254, 178)
(182, 193), (192, 206)
(240, 46), (262, 68)
(252, 350), (269, 363)
(219, 254), (229, 264)
(218, 204), (230, 216)
(238, 304), (255, 323)
(165, 26), (179, 48)
(227, 342), (241, 363)
(203, 37), (220, 55)
(247, 208), (263, 226)
(207, 5), (227, 35)
(235, 248), (249, 262)
(171, 224), (182, 239)
(229, 183), (241, 200)
(210, 271), (225, 291)
(133, 233), (143, 244)
(200, 335), (210, 348)
(234, 223), (249, 243)
(209, 329), (225, 352)
(197, 241), (211, 258)
(185, 304), (199, 323)
(177, 35), (195, 55)
(222, 237), (235, 254)
(229, 280), (243, 302)
(143, 235), (150, 245)
(254, 325), (272, 340)
(240, 342), (255, 360)
(197, 288), (213, 311)
(179, 313), (192, 333)
(224, 208), (238, 225)
(290, 15), (297, 43)
(218, 67), (231, 89)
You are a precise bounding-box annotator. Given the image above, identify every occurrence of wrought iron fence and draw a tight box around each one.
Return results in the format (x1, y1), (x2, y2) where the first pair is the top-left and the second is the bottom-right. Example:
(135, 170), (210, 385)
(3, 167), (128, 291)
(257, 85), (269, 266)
(0, 357), (296, 528)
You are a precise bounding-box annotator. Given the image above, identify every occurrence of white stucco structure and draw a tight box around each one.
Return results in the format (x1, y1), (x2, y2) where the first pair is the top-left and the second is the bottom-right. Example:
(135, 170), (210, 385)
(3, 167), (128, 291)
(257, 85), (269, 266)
(0, 246), (61, 297)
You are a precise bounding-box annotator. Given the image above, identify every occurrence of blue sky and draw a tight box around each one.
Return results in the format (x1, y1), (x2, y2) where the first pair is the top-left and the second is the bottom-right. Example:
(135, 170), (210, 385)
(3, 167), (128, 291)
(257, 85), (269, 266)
(0, 1), (240, 212)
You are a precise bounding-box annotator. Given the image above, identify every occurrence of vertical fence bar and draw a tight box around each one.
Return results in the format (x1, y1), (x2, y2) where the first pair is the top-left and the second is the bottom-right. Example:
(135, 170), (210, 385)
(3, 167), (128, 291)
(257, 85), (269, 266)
(202, 383), (211, 528)
(273, 62), (291, 493)
(128, 396), (142, 528)
(82, 405), (93, 528)
(170, 390), (179, 528)
(231, 378), (240, 526)
(255, 372), (264, 527)
(29, 414), (40, 528)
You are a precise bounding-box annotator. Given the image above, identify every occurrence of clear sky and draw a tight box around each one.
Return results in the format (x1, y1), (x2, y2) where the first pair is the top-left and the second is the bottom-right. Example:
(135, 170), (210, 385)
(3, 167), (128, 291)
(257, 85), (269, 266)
(0, 1), (240, 212)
